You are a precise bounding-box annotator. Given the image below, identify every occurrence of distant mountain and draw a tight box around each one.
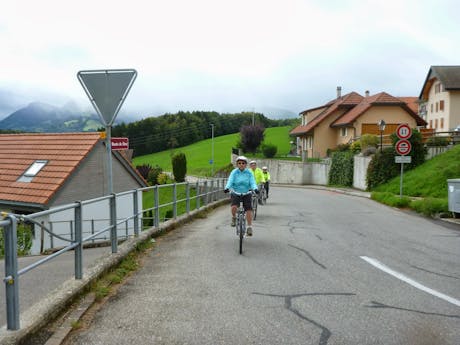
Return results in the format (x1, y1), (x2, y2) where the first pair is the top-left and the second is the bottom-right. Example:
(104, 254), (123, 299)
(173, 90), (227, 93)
(0, 102), (103, 132)
(256, 106), (298, 119)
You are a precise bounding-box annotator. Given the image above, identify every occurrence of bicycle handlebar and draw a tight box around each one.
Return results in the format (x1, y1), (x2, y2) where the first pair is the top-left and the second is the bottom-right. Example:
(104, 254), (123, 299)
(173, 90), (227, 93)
(229, 190), (254, 197)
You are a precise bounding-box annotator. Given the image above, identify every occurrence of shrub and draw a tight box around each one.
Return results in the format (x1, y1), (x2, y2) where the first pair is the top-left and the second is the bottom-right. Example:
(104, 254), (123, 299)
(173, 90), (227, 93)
(410, 198), (449, 217)
(350, 140), (361, 153)
(426, 136), (449, 147)
(366, 147), (399, 190)
(157, 172), (169, 185)
(328, 151), (354, 186)
(360, 134), (379, 151)
(147, 165), (163, 185)
(262, 143), (277, 158)
(0, 222), (33, 257)
(136, 164), (152, 180)
(172, 152), (187, 182)
(371, 192), (411, 208)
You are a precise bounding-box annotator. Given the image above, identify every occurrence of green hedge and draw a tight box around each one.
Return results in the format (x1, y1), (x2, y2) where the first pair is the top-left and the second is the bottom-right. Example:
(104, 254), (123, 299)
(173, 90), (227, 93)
(328, 151), (354, 186)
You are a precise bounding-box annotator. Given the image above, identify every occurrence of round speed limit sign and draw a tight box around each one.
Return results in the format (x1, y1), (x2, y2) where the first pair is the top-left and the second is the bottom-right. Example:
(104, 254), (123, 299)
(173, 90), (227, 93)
(396, 124), (412, 139)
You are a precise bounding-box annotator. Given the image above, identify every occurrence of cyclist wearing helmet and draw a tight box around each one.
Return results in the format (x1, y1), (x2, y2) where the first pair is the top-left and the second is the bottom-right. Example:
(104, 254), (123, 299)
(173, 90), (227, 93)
(249, 160), (266, 203)
(224, 156), (258, 236)
(262, 166), (270, 198)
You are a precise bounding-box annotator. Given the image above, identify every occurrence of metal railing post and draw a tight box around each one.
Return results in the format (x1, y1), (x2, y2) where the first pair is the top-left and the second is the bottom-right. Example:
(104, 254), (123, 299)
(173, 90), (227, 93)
(110, 193), (118, 253)
(154, 186), (160, 228)
(133, 189), (139, 236)
(195, 181), (200, 209)
(173, 183), (177, 219)
(204, 180), (208, 206)
(210, 179), (215, 202)
(74, 201), (83, 279)
(186, 182), (190, 213)
(4, 215), (20, 330)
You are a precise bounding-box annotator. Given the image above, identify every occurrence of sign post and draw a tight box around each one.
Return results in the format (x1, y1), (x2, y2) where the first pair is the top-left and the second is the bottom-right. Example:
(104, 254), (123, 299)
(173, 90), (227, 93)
(78, 69), (137, 254)
(395, 124), (412, 198)
(77, 69), (137, 195)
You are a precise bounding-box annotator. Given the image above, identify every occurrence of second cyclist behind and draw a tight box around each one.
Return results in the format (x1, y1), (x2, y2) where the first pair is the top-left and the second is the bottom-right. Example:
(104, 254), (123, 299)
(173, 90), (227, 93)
(224, 156), (258, 236)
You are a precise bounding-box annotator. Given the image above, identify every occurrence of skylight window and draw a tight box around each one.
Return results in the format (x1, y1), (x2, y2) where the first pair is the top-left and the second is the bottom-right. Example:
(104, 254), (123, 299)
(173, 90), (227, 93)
(18, 160), (48, 182)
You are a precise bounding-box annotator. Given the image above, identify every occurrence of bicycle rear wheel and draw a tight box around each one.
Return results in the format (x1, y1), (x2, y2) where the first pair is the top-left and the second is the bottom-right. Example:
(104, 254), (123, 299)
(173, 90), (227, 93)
(252, 195), (258, 220)
(238, 213), (244, 254)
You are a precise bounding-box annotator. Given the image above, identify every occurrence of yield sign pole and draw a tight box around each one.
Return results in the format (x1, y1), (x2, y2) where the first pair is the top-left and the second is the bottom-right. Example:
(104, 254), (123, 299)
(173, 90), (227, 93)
(77, 69), (137, 195)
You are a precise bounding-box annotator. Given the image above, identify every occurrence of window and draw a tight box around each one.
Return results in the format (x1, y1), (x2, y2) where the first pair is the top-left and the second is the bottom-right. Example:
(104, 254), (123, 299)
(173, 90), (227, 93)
(440, 117), (444, 129)
(429, 120), (433, 128)
(440, 100), (444, 111)
(18, 160), (48, 182)
(431, 103), (433, 112)
(436, 102), (438, 112)
(435, 119), (438, 129)
(340, 128), (348, 137)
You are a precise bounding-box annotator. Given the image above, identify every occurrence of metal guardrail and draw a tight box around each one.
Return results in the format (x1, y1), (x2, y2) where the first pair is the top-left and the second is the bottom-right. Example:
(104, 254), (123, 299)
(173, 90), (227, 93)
(1, 178), (227, 330)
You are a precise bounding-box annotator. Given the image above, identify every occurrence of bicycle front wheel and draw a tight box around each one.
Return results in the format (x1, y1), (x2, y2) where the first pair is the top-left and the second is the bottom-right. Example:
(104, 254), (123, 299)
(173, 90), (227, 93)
(252, 196), (258, 220)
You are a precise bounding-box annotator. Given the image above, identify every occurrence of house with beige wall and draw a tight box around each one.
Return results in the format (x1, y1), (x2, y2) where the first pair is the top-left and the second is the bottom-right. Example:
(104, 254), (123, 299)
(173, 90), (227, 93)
(418, 65), (460, 132)
(290, 88), (426, 159)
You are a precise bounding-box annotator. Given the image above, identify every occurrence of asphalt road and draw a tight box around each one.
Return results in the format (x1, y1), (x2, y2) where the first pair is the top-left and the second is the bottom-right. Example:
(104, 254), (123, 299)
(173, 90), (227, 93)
(61, 186), (460, 345)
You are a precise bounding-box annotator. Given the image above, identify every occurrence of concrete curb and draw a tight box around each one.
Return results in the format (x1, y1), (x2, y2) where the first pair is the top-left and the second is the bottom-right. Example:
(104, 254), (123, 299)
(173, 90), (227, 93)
(0, 199), (228, 345)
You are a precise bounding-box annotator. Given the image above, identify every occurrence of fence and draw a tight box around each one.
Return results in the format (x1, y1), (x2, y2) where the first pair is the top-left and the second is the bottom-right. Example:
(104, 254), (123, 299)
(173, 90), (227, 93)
(1, 178), (227, 330)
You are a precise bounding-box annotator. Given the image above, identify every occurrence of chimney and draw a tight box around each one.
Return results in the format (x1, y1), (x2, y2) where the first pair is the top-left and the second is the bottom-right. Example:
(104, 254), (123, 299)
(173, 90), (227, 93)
(337, 86), (342, 99)
(365, 90), (370, 97)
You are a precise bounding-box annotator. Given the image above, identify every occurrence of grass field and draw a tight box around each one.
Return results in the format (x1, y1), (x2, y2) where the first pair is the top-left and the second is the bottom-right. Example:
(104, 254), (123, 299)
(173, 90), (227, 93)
(132, 126), (294, 176)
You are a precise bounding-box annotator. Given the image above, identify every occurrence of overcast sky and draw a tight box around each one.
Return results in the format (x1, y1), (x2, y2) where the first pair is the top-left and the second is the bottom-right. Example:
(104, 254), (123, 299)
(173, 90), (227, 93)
(1, 0), (459, 120)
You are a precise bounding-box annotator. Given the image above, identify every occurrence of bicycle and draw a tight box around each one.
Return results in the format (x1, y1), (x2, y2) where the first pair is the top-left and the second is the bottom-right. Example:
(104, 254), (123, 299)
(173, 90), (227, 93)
(230, 190), (253, 254)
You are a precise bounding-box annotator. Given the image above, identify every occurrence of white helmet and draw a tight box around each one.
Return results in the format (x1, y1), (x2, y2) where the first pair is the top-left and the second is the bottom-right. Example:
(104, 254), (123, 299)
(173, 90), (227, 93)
(262, 166), (268, 170)
(249, 160), (257, 165)
(236, 156), (248, 163)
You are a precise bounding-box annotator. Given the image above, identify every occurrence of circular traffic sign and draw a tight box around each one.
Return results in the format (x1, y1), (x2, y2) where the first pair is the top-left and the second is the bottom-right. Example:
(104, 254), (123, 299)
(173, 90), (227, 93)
(396, 124), (412, 139)
(395, 139), (411, 155)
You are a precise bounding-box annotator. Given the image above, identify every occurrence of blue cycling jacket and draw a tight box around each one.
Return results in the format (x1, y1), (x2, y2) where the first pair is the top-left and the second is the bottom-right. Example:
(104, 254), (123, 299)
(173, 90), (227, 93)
(225, 168), (258, 194)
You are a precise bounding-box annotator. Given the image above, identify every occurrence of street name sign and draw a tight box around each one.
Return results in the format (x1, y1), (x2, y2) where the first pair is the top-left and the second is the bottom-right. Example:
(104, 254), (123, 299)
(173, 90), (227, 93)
(395, 156), (411, 163)
(111, 137), (129, 150)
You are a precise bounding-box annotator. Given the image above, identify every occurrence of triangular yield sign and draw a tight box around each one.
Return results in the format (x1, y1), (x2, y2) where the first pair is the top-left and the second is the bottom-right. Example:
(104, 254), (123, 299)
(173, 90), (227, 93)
(77, 69), (137, 126)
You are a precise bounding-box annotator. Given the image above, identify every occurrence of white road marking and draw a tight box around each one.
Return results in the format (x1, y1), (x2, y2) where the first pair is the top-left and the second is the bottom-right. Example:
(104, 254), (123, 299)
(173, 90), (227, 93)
(360, 256), (460, 307)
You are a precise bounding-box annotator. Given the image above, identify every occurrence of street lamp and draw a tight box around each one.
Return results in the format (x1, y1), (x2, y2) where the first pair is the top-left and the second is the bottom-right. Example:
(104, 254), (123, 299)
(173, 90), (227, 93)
(378, 119), (386, 152)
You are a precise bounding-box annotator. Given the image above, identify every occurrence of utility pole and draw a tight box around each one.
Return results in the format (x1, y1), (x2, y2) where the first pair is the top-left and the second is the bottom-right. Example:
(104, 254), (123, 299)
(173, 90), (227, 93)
(210, 123), (214, 176)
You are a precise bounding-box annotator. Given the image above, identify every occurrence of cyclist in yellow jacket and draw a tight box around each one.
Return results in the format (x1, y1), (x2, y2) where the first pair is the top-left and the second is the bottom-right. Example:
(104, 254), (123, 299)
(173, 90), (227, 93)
(249, 161), (265, 203)
(262, 166), (270, 198)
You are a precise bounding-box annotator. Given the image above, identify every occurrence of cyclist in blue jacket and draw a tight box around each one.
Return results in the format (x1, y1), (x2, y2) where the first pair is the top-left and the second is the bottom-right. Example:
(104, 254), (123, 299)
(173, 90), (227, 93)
(224, 156), (258, 236)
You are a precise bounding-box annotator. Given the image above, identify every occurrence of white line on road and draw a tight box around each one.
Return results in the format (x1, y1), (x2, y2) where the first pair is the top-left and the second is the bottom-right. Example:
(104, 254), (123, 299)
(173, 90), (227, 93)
(360, 256), (460, 307)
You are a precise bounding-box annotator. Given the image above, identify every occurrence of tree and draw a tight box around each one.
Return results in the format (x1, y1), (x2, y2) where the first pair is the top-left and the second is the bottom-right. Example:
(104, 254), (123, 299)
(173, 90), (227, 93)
(240, 125), (265, 154)
(172, 152), (187, 182)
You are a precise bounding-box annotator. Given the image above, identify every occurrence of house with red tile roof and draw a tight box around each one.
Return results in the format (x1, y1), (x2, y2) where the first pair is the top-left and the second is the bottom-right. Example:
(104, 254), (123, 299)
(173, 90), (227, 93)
(290, 88), (426, 159)
(418, 65), (460, 132)
(0, 132), (147, 214)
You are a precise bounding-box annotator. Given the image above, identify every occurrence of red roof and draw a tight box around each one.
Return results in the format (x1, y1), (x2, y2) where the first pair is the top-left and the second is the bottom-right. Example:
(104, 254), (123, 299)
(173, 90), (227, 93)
(0, 132), (101, 206)
(291, 92), (363, 135)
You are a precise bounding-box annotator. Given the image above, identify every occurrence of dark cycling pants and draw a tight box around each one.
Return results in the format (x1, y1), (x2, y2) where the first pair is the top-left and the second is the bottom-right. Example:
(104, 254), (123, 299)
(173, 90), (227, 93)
(230, 193), (252, 211)
(264, 181), (269, 196)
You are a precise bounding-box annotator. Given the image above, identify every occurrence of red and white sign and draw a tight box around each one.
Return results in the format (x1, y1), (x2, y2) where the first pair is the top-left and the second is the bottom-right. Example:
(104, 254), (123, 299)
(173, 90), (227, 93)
(396, 124), (412, 139)
(395, 139), (411, 155)
(111, 137), (129, 150)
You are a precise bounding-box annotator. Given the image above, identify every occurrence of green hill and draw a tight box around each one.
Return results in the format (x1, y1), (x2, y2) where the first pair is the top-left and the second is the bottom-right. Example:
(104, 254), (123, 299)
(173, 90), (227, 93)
(372, 144), (460, 216)
(132, 126), (293, 176)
